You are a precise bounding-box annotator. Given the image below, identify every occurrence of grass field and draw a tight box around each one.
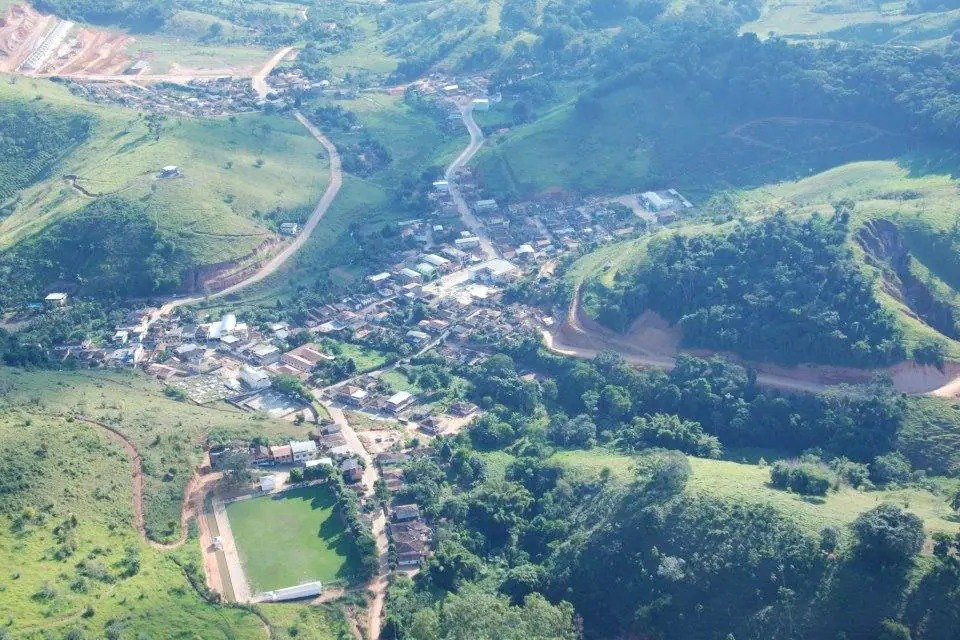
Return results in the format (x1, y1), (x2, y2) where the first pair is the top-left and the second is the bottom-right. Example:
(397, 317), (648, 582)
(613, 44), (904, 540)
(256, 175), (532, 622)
(226, 485), (359, 592)
(0, 76), (328, 271)
(552, 449), (960, 540)
(0, 366), (314, 542)
(473, 86), (906, 202)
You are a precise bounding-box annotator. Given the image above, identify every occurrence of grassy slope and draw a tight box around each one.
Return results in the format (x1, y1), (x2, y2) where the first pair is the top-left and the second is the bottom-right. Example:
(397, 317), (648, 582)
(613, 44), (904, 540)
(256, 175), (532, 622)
(0, 413), (268, 639)
(226, 485), (358, 592)
(742, 0), (960, 47)
(0, 367), (314, 542)
(552, 449), (960, 540)
(0, 77), (328, 268)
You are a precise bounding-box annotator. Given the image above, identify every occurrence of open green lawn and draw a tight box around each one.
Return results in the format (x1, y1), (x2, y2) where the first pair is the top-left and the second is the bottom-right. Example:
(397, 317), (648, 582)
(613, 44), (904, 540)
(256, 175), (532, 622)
(226, 484), (359, 592)
(552, 449), (960, 539)
(0, 366), (313, 542)
(0, 76), (328, 270)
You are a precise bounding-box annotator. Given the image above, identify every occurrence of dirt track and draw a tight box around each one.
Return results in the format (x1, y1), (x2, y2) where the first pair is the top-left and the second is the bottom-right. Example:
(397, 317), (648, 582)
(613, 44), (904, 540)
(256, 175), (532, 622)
(543, 283), (960, 396)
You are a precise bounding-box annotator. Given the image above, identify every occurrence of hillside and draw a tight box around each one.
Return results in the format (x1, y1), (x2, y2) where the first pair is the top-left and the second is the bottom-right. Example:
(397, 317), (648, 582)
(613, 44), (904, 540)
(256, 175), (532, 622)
(0, 366), (348, 639)
(0, 77), (328, 304)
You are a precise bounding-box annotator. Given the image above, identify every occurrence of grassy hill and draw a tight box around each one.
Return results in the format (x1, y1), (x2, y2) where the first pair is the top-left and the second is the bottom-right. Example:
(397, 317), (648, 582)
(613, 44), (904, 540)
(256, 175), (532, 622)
(551, 448), (959, 540)
(0, 367), (314, 542)
(0, 367), (347, 640)
(0, 77), (328, 300)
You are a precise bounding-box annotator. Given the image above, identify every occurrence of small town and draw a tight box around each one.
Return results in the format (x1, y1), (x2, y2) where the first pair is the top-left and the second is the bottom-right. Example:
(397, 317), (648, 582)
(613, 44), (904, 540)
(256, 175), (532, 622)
(32, 112), (697, 604)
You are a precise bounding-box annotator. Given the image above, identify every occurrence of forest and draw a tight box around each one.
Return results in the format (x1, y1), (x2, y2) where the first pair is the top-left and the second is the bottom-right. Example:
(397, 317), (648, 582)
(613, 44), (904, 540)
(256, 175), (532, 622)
(0, 196), (188, 310)
(596, 213), (906, 366)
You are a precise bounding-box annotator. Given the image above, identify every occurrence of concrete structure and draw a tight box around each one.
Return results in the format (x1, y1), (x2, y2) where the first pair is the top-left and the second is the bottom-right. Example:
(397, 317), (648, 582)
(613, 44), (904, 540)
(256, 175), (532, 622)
(386, 391), (416, 414)
(641, 191), (673, 212)
(260, 474), (279, 492)
(469, 258), (519, 285)
(289, 440), (318, 464)
(252, 344), (281, 365)
(240, 365), (271, 390)
(262, 581), (322, 602)
(44, 292), (68, 307)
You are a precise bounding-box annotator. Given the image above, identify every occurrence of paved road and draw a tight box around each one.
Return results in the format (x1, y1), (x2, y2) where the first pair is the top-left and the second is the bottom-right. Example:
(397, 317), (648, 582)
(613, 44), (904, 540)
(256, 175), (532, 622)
(445, 104), (498, 260)
(144, 107), (341, 328)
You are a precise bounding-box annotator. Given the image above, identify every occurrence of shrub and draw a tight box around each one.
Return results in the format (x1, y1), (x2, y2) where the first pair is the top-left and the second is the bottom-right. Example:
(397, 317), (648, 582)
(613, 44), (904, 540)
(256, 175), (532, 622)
(870, 452), (912, 486)
(770, 460), (833, 496)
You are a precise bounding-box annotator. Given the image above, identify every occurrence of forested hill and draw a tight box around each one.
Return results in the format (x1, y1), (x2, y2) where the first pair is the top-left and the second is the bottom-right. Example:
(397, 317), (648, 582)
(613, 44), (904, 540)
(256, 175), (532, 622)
(596, 213), (907, 366)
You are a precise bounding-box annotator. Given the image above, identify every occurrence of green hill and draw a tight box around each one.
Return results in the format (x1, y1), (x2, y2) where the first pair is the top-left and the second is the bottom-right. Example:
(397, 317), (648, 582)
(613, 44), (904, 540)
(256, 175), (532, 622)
(0, 77), (328, 305)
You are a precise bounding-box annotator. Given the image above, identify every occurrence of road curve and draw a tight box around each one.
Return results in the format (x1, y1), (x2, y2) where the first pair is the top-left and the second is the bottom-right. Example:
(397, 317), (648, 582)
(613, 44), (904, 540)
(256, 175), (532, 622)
(147, 108), (341, 322)
(252, 46), (294, 100)
(446, 104), (498, 260)
(544, 283), (960, 396)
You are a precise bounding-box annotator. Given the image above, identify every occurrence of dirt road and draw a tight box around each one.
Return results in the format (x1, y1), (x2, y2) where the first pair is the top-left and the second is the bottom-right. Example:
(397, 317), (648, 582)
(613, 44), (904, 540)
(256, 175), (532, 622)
(252, 46), (294, 100)
(544, 283), (960, 396)
(144, 107), (341, 328)
(321, 403), (390, 640)
(446, 104), (498, 260)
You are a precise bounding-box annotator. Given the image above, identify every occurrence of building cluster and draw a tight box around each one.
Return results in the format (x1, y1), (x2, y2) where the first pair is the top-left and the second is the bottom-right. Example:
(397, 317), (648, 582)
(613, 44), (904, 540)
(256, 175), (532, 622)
(65, 77), (261, 116)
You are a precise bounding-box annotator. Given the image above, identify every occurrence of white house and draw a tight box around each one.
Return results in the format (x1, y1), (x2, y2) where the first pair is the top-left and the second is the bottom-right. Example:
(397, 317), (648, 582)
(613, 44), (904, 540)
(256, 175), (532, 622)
(290, 440), (318, 464)
(240, 365), (271, 390)
(641, 191), (673, 212)
(260, 474), (279, 492)
(469, 258), (519, 285)
(386, 391), (416, 414)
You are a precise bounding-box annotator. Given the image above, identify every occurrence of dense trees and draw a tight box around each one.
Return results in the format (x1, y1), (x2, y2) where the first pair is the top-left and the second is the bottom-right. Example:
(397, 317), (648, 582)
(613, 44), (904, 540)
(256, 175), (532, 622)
(35, 0), (172, 31)
(852, 504), (925, 566)
(599, 213), (905, 366)
(1, 197), (187, 309)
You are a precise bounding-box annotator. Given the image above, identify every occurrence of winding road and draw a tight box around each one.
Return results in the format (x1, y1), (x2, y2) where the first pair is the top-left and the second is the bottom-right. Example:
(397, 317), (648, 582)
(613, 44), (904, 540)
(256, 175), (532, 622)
(543, 282), (960, 396)
(446, 104), (498, 260)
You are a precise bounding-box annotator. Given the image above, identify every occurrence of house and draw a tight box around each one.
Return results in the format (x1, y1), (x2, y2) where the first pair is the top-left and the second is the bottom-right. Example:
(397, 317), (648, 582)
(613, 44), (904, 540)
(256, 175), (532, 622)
(175, 343), (203, 363)
(279, 222), (300, 236)
(252, 344), (281, 365)
(405, 330), (431, 347)
(207, 314), (236, 340)
(641, 191), (673, 212)
(240, 365), (271, 390)
(515, 244), (535, 261)
(260, 474), (279, 492)
(469, 259), (519, 285)
(386, 391), (416, 413)
(269, 445), (293, 464)
(398, 267), (423, 284)
(391, 504), (421, 522)
(455, 236), (481, 250)
(304, 457), (334, 470)
(449, 402), (479, 417)
(368, 272), (391, 286)
(423, 253), (453, 272)
(290, 440), (318, 464)
(377, 451), (411, 468)
(471, 98), (490, 111)
(474, 199), (498, 214)
(432, 180), (450, 193)
(159, 165), (182, 179)
(282, 343), (333, 373)
(337, 385), (369, 407)
(113, 330), (129, 345)
(420, 416), (444, 436)
(262, 582), (322, 603)
(220, 334), (241, 351)
(340, 458), (363, 484)
(44, 292), (68, 307)
(415, 262), (437, 279)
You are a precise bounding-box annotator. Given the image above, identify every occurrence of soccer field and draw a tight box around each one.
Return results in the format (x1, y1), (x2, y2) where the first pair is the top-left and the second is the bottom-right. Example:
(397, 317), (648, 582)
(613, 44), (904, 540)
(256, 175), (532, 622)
(225, 484), (359, 593)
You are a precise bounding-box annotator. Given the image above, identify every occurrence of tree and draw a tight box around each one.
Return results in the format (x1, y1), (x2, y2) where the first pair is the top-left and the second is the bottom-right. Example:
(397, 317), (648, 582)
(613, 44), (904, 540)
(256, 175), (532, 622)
(220, 450), (252, 487)
(820, 526), (841, 553)
(547, 414), (596, 448)
(851, 504), (924, 565)
(596, 385), (631, 423)
(870, 452), (912, 486)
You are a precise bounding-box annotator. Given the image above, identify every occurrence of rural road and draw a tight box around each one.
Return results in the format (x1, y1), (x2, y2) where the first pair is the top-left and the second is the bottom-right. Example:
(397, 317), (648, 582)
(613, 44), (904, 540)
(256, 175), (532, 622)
(252, 46), (294, 100)
(145, 106), (342, 326)
(446, 103), (498, 260)
(543, 283), (960, 396)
